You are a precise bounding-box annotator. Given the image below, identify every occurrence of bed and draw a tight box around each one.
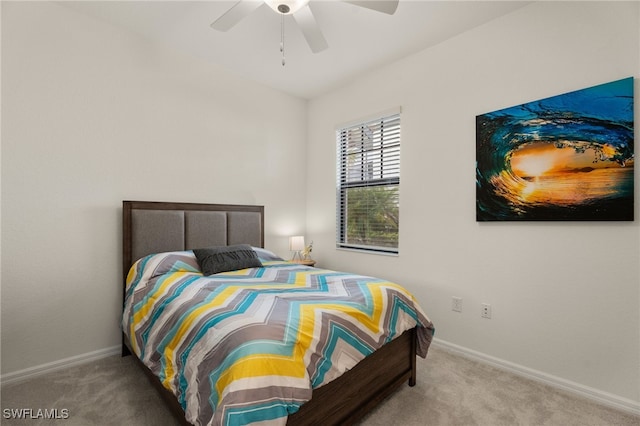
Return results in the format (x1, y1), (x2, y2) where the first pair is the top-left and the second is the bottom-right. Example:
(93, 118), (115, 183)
(122, 200), (434, 426)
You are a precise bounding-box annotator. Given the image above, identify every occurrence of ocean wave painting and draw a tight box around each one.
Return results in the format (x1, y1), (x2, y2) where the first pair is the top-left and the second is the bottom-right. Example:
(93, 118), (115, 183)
(476, 77), (634, 221)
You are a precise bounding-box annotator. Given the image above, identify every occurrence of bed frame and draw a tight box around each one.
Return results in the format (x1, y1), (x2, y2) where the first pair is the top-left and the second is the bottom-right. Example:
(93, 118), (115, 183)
(122, 200), (418, 425)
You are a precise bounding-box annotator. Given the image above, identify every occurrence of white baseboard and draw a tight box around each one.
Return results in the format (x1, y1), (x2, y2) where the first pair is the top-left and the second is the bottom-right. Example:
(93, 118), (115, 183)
(0, 345), (121, 387)
(432, 338), (640, 417)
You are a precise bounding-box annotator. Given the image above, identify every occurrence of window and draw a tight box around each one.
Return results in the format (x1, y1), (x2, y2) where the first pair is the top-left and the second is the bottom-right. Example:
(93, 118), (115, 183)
(336, 111), (401, 254)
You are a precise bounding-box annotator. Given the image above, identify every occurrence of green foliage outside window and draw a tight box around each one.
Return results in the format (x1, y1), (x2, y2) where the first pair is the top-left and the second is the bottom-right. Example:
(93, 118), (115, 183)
(345, 186), (399, 248)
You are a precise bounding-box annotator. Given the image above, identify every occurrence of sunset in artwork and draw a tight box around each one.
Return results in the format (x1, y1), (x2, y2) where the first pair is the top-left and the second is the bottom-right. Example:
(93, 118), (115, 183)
(505, 141), (634, 207)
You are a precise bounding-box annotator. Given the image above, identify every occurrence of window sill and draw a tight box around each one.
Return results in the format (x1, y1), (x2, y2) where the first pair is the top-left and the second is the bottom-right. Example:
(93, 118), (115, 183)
(336, 246), (399, 257)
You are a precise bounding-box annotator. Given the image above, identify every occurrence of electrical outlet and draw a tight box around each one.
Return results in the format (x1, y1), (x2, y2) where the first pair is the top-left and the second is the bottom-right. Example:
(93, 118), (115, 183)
(481, 303), (492, 319)
(452, 297), (462, 313)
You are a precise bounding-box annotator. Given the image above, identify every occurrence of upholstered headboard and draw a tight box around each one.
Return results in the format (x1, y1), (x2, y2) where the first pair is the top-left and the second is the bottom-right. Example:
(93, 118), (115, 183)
(122, 201), (264, 280)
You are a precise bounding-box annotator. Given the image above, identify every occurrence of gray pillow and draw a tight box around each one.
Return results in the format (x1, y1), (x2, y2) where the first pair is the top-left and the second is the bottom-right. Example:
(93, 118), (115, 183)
(193, 244), (263, 276)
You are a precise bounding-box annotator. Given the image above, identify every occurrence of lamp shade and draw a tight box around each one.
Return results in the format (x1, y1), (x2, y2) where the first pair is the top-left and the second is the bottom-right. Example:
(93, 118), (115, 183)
(289, 236), (305, 251)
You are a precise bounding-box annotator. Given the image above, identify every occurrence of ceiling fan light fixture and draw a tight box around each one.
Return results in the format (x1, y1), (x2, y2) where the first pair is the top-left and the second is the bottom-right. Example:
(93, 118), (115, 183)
(264, 0), (310, 15)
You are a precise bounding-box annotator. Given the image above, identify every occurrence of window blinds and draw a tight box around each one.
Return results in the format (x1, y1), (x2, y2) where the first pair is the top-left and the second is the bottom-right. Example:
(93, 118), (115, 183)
(336, 112), (400, 253)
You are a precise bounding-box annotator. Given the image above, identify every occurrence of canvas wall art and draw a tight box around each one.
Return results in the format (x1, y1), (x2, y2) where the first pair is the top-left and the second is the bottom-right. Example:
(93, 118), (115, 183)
(476, 77), (634, 221)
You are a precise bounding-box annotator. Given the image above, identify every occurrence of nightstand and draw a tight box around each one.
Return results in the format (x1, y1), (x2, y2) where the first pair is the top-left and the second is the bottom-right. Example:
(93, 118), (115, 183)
(292, 259), (316, 267)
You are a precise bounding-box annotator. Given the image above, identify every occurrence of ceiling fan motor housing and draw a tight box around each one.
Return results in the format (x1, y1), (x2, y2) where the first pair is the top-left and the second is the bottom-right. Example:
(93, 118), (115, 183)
(265, 0), (310, 15)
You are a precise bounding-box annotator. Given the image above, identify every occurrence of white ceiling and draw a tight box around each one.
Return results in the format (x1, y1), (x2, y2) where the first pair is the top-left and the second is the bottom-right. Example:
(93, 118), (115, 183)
(60, 0), (531, 99)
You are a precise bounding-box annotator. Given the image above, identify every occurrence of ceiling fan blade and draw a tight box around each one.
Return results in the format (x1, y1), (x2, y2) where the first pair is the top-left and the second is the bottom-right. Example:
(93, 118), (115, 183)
(211, 0), (263, 31)
(293, 5), (328, 53)
(342, 0), (399, 15)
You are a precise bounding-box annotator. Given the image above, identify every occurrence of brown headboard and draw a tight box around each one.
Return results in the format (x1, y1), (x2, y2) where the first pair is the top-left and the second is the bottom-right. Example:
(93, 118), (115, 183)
(122, 201), (264, 281)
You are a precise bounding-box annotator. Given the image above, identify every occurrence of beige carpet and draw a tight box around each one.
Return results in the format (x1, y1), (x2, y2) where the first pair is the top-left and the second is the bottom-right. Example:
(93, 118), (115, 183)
(1, 346), (638, 426)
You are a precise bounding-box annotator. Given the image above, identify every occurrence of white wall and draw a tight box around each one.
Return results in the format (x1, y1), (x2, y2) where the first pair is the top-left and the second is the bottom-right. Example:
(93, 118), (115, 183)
(1, 2), (307, 374)
(307, 1), (639, 407)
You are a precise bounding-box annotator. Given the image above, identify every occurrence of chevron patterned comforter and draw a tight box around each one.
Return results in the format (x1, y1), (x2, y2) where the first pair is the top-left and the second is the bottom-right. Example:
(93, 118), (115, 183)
(123, 249), (434, 426)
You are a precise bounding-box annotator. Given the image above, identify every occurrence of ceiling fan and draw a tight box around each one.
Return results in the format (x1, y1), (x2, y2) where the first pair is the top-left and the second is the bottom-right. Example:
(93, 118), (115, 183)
(210, 0), (400, 55)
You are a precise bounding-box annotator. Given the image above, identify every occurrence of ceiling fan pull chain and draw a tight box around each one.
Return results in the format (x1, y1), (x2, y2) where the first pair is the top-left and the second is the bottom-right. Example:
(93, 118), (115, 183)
(280, 13), (285, 66)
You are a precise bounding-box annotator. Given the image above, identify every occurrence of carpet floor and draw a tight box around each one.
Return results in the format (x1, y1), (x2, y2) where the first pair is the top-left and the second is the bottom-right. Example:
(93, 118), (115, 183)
(1, 346), (638, 426)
